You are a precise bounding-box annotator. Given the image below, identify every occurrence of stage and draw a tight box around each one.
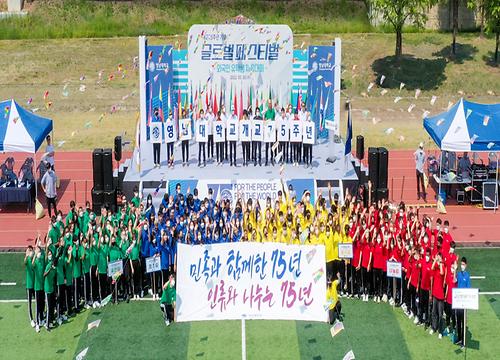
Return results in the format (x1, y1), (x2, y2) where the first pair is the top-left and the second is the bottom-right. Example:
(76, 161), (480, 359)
(122, 140), (358, 202)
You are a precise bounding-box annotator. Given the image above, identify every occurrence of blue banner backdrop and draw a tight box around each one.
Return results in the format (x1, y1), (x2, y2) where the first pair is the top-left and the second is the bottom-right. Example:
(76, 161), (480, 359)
(145, 45), (174, 140)
(307, 45), (335, 139)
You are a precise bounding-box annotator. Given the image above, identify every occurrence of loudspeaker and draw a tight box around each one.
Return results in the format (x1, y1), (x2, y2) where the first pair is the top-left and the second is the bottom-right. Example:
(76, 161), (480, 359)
(483, 182), (498, 209)
(114, 136), (122, 161)
(102, 148), (113, 191)
(91, 188), (103, 214)
(368, 147), (379, 189)
(103, 189), (117, 213)
(356, 135), (365, 160)
(92, 148), (104, 191)
(376, 188), (389, 202)
(378, 147), (389, 189)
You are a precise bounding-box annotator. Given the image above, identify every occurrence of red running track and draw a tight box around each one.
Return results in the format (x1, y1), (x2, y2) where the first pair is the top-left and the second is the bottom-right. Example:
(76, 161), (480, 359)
(0, 150), (498, 249)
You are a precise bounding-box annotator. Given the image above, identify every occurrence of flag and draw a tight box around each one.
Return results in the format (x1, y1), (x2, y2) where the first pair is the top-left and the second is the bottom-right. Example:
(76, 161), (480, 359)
(229, 83), (234, 114)
(219, 86), (223, 109)
(154, 178), (164, 196)
(249, 85), (253, 111)
(255, 89), (259, 111)
(168, 85), (172, 117)
(158, 84), (164, 121)
(239, 87), (243, 119)
(205, 89), (209, 110)
(213, 86), (218, 115)
(297, 86), (302, 111)
(233, 86), (237, 116)
(177, 86), (181, 120)
(344, 104), (352, 156)
(319, 88), (324, 131)
(134, 113), (141, 172)
(259, 89), (263, 112)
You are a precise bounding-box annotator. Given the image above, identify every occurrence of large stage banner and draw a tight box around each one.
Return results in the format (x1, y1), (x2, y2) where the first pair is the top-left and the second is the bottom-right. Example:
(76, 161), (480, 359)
(188, 25), (293, 113)
(307, 42), (341, 138)
(176, 242), (327, 322)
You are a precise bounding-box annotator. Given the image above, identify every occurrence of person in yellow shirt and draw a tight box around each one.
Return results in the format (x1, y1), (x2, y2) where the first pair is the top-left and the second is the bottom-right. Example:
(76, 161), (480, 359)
(325, 226), (335, 278)
(327, 273), (342, 324)
(290, 229), (300, 245)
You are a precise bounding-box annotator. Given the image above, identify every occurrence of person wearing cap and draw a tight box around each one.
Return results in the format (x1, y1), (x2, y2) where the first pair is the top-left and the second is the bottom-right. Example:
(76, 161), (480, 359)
(414, 142), (426, 200)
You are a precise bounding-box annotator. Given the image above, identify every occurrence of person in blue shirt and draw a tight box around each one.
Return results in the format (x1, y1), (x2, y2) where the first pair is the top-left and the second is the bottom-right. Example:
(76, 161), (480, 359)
(144, 194), (155, 222)
(158, 233), (171, 286)
(455, 257), (471, 347)
(193, 189), (201, 212)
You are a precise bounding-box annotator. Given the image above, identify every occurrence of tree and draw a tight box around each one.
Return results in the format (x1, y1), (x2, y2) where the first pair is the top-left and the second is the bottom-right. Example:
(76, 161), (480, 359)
(467, 0), (486, 38)
(483, 0), (500, 63)
(451, 0), (459, 54)
(370, 0), (436, 57)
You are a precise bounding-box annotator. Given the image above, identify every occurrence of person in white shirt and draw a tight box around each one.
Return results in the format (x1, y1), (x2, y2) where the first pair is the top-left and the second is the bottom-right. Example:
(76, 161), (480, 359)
(43, 135), (55, 170)
(277, 107), (288, 164)
(206, 105), (215, 161)
(414, 142), (426, 200)
(41, 163), (58, 217)
(303, 112), (313, 167)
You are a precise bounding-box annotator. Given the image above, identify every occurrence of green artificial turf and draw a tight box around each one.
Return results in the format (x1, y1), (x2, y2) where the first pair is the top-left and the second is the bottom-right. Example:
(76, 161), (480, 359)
(0, 252), (27, 300)
(0, 303), (90, 360)
(457, 248), (500, 293)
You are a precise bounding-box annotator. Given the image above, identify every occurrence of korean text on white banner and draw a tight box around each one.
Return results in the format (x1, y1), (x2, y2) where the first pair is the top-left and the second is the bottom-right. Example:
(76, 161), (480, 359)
(146, 256), (162, 273)
(226, 117), (239, 141)
(107, 260), (123, 278)
(277, 119), (289, 142)
(179, 118), (192, 141)
(176, 242), (327, 322)
(252, 119), (264, 141)
(452, 288), (479, 310)
(188, 24), (293, 111)
(164, 119), (177, 143)
(290, 120), (303, 143)
(264, 121), (276, 143)
(213, 121), (226, 143)
(338, 243), (353, 259)
(196, 119), (208, 142)
(386, 261), (402, 279)
(303, 121), (316, 145)
(150, 122), (163, 144)
(239, 120), (251, 142)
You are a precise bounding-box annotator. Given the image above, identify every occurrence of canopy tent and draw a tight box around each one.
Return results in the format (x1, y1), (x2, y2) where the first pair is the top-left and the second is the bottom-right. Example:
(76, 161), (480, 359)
(0, 99), (53, 153)
(424, 98), (500, 152)
(423, 98), (500, 211)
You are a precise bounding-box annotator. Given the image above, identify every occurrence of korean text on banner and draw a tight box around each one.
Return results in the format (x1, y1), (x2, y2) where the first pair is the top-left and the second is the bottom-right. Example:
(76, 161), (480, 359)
(338, 244), (353, 259)
(386, 261), (402, 279)
(452, 288), (479, 310)
(176, 242), (327, 322)
(146, 256), (162, 273)
(108, 260), (124, 278)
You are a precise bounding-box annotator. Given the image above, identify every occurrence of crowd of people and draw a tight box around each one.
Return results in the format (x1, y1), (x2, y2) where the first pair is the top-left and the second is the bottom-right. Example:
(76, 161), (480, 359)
(24, 181), (470, 347)
(150, 100), (316, 168)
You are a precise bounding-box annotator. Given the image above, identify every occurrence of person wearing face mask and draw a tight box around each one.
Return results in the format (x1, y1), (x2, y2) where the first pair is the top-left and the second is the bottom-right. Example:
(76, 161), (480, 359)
(160, 274), (176, 326)
(131, 186), (141, 208)
(372, 233), (386, 303)
(41, 163), (58, 217)
(97, 236), (109, 304)
(430, 253), (446, 338)
(251, 107), (263, 167)
(32, 243), (46, 333)
(444, 259), (458, 335)
(408, 251), (422, 321)
(441, 220), (453, 254)
(24, 245), (36, 328)
(455, 257), (470, 347)
(43, 249), (56, 332)
(419, 249), (433, 329)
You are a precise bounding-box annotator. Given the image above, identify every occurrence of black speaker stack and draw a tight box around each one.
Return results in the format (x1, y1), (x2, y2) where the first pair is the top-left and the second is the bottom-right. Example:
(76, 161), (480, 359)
(92, 148), (117, 213)
(367, 147), (389, 203)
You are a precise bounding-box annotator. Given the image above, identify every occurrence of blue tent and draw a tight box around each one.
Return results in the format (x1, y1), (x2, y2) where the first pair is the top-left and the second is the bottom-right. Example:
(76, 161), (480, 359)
(423, 98), (500, 152)
(0, 99), (53, 153)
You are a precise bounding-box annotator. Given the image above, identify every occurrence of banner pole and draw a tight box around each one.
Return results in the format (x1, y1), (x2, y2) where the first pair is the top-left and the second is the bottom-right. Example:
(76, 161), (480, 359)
(464, 309), (467, 350)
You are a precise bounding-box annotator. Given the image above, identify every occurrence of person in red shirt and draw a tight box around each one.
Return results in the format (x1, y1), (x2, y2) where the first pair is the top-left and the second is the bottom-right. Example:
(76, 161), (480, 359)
(372, 232), (386, 303)
(387, 235), (402, 306)
(401, 237), (412, 313)
(352, 224), (363, 299)
(444, 260), (458, 333)
(430, 253), (446, 338)
(360, 228), (373, 302)
(408, 250), (422, 322)
(419, 249), (433, 328)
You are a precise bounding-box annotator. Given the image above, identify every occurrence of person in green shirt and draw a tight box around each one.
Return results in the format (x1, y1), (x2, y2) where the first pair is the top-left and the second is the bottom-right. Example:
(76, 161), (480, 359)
(97, 236), (110, 303)
(32, 245), (45, 332)
(108, 236), (123, 302)
(129, 236), (141, 299)
(89, 230), (100, 307)
(65, 200), (76, 226)
(24, 246), (35, 328)
(64, 245), (74, 315)
(131, 186), (141, 208)
(160, 274), (176, 326)
(47, 217), (60, 246)
(55, 239), (68, 324)
(81, 237), (92, 308)
(72, 236), (83, 312)
(43, 250), (56, 331)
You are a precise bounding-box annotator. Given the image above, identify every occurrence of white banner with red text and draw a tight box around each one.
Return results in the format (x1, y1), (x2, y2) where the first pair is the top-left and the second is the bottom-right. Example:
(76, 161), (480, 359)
(176, 242), (327, 322)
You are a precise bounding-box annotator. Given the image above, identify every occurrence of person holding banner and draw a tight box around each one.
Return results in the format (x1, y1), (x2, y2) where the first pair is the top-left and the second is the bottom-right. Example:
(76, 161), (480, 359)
(214, 111), (225, 165)
(455, 257), (470, 347)
(227, 112), (238, 166)
(290, 109), (303, 167)
(150, 108), (163, 168)
(165, 111), (176, 168)
(179, 109), (191, 167)
(240, 110), (251, 167)
(264, 99), (276, 166)
(276, 107), (288, 164)
(251, 107), (263, 166)
(302, 112), (315, 168)
(197, 109), (207, 167)
(206, 105), (215, 161)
